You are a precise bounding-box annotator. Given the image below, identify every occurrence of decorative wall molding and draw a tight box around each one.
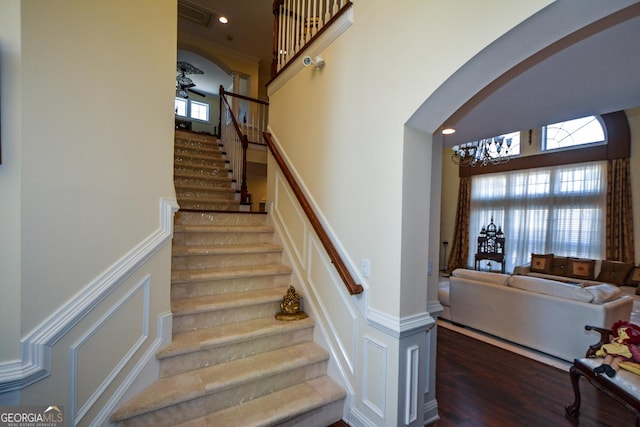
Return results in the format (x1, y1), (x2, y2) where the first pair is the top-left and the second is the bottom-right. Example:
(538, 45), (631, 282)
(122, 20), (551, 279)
(362, 336), (387, 418)
(367, 308), (435, 339)
(405, 345), (420, 425)
(92, 311), (172, 427)
(0, 198), (178, 393)
(69, 276), (151, 425)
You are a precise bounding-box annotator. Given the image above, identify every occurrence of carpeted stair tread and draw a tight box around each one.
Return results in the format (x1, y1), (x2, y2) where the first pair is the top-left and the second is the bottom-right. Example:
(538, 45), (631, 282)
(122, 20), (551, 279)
(175, 152), (228, 162)
(110, 343), (329, 422)
(174, 224), (273, 234)
(175, 186), (236, 196)
(173, 172), (233, 182)
(172, 263), (292, 284)
(157, 316), (315, 359)
(171, 286), (289, 315)
(172, 243), (282, 256)
(175, 376), (346, 427)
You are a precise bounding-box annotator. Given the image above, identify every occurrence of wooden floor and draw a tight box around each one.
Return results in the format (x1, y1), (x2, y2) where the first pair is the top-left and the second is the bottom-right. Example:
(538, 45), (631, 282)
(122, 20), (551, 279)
(428, 325), (636, 427)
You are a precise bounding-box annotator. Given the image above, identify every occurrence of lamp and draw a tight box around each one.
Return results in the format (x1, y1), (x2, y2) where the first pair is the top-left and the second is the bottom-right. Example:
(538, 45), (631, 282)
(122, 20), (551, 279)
(451, 136), (513, 167)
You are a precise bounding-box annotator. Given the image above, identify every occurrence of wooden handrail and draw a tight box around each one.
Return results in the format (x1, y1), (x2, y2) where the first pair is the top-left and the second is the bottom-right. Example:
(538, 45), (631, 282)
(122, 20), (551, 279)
(263, 132), (363, 295)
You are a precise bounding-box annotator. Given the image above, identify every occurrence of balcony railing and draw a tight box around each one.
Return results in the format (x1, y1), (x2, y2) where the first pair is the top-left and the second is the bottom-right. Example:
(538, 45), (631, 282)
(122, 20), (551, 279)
(219, 86), (269, 205)
(271, 0), (352, 76)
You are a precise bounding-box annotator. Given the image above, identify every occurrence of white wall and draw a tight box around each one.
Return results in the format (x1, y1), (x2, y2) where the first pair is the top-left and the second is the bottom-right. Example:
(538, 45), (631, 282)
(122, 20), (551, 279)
(0, 1), (178, 422)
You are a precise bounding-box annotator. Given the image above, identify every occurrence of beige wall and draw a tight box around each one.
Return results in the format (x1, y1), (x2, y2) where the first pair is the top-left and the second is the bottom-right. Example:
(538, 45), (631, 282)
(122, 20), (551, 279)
(439, 108), (640, 266)
(268, 0), (552, 319)
(0, 0), (177, 418)
(0, 0), (22, 362)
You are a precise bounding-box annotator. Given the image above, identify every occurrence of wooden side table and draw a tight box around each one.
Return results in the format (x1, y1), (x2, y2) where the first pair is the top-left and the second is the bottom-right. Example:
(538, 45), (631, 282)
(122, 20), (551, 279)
(474, 253), (506, 273)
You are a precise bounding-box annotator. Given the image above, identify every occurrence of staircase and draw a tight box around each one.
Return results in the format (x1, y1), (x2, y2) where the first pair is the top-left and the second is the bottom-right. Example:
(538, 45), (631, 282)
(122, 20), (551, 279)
(110, 131), (346, 426)
(173, 130), (240, 211)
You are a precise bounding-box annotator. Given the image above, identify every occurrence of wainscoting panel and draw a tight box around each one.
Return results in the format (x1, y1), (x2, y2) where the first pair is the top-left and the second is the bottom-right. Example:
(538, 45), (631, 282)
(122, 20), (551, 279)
(405, 345), (419, 424)
(363, 335), (388, 418)
(275, 173), (308, 267)
(69, 276), (150, 425)
(308, 237), (358, 376)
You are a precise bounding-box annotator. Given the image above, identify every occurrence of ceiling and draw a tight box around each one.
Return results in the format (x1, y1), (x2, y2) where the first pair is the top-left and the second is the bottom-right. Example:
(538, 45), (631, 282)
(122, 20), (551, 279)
(177, 0), (273, 96)
(430, 3), (640, 147)
(177, 1), (640, 147)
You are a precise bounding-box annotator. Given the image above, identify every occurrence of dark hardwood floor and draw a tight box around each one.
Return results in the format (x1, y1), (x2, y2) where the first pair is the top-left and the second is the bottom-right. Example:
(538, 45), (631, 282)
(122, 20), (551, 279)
(429, 325), (636, 427)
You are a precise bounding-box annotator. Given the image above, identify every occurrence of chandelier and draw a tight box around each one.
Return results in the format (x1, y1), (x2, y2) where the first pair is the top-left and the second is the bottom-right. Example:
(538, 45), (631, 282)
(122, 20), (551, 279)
(451, 136), (513, 167)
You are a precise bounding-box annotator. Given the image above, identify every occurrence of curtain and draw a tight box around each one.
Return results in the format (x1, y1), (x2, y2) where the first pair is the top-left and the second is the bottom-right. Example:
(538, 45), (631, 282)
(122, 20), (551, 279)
(447, 176), (471, 271)
(606, 158), (635, 262)
(468, 161), (607, 272)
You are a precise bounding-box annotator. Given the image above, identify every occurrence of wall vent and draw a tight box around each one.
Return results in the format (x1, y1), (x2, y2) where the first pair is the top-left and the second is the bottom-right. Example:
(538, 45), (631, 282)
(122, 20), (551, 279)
(178, 0), (215, 28)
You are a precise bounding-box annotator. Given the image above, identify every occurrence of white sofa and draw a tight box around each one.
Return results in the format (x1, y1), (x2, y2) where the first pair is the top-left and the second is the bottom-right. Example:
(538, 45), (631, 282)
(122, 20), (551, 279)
(438, 269), (634, 362)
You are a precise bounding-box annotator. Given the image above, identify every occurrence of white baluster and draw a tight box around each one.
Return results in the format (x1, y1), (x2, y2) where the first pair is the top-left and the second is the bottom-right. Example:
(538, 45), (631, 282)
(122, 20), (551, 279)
(305, 0), (311, 43)
(332, 0), (338, 15)
(312, 0), (318, 36)
(294, 0), (300, 53)
(278, 4), (285, 70)
(324, 0), (330, 26)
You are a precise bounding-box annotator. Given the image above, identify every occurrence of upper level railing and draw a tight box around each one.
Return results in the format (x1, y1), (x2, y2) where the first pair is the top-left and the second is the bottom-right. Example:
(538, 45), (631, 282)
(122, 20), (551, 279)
(219, 86), (269, 204)
(263, 132), (363, 295)
(271, 0), (353, 76)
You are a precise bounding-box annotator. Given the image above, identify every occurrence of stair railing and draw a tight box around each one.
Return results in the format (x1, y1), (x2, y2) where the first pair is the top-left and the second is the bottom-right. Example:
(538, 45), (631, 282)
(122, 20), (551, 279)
(263, 132), (363, 295)
(271, 0), (353, 77)
(219, 86), (269, 204)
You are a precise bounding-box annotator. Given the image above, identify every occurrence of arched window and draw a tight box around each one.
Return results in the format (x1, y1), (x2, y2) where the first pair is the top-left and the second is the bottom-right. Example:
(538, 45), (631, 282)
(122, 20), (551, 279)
(542, 115), (605, 150)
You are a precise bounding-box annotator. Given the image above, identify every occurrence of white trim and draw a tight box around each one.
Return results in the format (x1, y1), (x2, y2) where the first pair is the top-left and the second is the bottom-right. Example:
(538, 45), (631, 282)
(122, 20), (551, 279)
(362, 335), (387, 419)
(0, 198), (178, 393)
(268, 5), (354, 96)
(405, 345), (419, 425)
(91, 312), (172, 427)
(366, 308), (435, 339)
(69, 276), (151, 425)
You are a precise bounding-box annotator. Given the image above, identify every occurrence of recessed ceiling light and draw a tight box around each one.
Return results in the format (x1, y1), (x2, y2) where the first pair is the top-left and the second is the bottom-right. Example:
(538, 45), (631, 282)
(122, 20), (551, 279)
(442, 128), (456, 135)
(218, 16), (229, 24)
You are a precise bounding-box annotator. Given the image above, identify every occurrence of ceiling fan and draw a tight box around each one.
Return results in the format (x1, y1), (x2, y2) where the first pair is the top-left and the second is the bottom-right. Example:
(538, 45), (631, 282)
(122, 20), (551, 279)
(176, 61), (206, 98)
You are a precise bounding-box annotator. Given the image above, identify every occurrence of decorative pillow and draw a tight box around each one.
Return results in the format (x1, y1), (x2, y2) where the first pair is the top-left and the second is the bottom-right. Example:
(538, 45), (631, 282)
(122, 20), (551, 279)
(569, 258), (596, 280)
(530, 253), (553, 274)
(508, 275), (593, 303)
(550, 257), (570, 276)
(584, 283), (622, 304)
(596, 260), (634, 285)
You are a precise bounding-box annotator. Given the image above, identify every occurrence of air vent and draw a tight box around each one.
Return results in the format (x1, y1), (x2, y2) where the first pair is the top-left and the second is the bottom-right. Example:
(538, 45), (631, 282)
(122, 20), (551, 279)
(178, 0), (215, 27)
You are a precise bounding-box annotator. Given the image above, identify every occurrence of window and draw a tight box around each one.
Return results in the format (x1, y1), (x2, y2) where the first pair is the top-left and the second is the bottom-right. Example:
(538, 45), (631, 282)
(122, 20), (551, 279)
(174, 98), (210, 122)
(175, 98), (187, 117)
(190, 100), (209, 121)
(468, 161), (607, 272)
(542, 115), (605, 150)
